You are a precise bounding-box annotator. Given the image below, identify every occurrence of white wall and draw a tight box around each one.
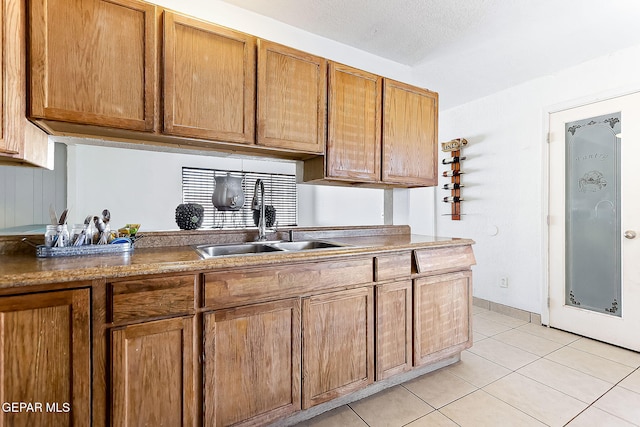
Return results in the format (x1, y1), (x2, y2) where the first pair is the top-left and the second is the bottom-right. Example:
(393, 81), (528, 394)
(0, 143), (66, 230)
(67, 144), (288, 229)
(423, 43), (640, 315)
(67, 144), (385, 230)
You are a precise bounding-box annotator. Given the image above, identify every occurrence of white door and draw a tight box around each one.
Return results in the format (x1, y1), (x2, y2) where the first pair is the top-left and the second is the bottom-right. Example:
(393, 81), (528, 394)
(549, 92), (640, 351)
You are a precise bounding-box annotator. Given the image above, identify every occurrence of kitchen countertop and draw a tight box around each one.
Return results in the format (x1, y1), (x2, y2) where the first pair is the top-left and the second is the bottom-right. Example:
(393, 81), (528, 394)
(0, 228), (474, 289)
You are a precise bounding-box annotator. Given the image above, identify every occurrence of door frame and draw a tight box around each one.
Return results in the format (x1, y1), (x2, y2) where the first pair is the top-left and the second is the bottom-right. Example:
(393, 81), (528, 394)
(541, 86), (640, 326)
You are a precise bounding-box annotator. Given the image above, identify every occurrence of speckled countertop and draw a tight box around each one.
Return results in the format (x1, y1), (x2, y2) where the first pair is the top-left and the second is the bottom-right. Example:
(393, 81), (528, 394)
(0, 226), (474, 289)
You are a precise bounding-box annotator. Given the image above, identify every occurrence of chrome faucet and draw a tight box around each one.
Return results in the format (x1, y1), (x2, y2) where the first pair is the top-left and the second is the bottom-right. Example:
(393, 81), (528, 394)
(252, 179), (267, 241)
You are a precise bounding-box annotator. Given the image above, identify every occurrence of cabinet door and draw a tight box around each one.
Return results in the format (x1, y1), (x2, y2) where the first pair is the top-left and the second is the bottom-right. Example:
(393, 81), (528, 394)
(163, 12), (255, 143)
(204, 299), (301, 427)
(0, 0), (5, 155)
(257, 40), (326, 153)
(414, 271), (472, 366)
(0, 0), (50, 168)
(111, 316), (196, 426)
(376, 280), (412, 380)
(382, 79), (438, 186)
(302, 287), (374, 409)
(29, 0), (157, 131)
(0, 289), (91, 426)
(326, 62), (382, 182)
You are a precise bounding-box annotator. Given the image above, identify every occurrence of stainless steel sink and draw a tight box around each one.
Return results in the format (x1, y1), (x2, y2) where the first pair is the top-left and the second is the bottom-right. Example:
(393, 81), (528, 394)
(195, 242), (283, 258)
(269, 240), (349, 251)
(194, 240), (351, 258)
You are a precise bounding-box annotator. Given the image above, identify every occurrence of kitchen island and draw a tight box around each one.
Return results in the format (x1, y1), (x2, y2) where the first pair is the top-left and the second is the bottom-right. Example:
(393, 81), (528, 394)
(0, 225), (475, 426)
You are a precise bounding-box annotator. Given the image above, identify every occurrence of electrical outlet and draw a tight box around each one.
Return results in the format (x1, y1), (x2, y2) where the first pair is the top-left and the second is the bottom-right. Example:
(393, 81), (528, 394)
(499, 277), (509, 288)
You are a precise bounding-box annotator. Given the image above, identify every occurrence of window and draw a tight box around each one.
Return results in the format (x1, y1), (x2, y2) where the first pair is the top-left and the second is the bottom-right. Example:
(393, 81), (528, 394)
(182, 167), (297, 229)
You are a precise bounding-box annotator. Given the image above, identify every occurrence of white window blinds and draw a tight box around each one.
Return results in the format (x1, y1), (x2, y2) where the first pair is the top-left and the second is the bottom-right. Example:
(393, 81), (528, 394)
(182, 167), (297, 229)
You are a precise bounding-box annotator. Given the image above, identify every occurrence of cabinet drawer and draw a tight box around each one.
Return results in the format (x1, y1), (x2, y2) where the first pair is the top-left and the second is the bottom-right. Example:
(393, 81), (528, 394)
(204, 258), (373, 309)
(109, 275), (196, 323)
(374, 252), (411, 281)
(413, 245), (475, 274)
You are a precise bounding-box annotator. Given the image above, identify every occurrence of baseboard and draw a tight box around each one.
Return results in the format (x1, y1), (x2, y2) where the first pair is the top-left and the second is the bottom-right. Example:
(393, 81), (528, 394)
(473, 297), (542, 325)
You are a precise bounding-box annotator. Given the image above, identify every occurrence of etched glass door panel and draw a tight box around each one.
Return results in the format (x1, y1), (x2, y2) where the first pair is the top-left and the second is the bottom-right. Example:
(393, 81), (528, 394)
(549, 93), (640, 351)
(565, 113), (621, 316)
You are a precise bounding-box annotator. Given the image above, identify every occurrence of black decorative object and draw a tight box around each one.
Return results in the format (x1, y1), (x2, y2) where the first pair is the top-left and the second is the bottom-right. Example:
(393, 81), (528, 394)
(253, 205), (276, 227)
(175, 203), (205, 230)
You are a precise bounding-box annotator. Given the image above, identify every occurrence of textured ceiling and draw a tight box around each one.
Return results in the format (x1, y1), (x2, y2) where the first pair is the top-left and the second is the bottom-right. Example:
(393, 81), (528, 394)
(219, 0), (640, 109)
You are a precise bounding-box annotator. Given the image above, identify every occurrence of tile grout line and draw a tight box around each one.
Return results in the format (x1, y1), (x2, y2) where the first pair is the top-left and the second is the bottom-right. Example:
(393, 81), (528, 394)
(473, 313), (640, 426)
(346, 402), (371, 427)
(466, 320), (580, 426)
(563, 365), (640, 426)
(398, 382), (468, 425)
(442, 321), (548, 425)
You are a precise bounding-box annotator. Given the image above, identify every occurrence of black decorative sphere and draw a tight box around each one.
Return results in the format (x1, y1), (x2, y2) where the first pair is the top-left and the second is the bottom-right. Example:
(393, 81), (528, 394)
(175, 203), (204, 230)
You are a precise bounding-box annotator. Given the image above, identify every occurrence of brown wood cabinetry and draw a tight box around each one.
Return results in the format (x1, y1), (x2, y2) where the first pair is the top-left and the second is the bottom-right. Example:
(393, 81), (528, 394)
(111, 316), (197, 426)
(302, 287), (374, 408)
(325, 62), (382, 181)
(257, 40), (326, 154)
(29, 0), (157, 132)
(305, 68), (438, 187)
(109, 273), (196, 323)
(23, 0), (440, 180)
(0, 0), (50, 168)
(107, 274), (198, 426)
(0, 238), (475, 426)
(203, 257), (373, 310)
(382, 79), (438, 186)
(0, 288), (91, 426)
(204, 299), (302, 426)
(163, 11), (255, 143)
(413, 271), (473, 366)
(376, 280), (413, 380)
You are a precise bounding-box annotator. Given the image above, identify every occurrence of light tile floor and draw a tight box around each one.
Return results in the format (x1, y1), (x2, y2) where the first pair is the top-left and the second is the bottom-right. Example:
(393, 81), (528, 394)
(295, 305), (640, 427)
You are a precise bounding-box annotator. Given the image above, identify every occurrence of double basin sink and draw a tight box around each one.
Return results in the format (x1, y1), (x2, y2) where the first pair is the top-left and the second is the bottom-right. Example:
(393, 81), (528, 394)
(195, 240), (351, 259)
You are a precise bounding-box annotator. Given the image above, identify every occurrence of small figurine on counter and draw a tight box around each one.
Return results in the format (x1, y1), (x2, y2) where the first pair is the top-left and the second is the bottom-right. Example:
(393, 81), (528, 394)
(94, 209), (112, 244)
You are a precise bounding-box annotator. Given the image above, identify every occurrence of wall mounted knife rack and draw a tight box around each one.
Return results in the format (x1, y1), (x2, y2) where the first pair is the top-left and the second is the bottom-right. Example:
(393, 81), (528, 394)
(441, 138), (468, 220)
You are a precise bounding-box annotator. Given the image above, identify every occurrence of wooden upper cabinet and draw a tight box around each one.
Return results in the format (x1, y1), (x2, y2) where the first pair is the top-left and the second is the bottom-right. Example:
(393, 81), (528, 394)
(382, 79), (438, 186)
(29, 0), (157, 132)
(326, 62), (382, 182)
(0, 289), (91, 426)
(257, 40), (326, 154)
(0, 0), (5, 153)
(0, 0), (50, 168)
(163, 12), (255, 143)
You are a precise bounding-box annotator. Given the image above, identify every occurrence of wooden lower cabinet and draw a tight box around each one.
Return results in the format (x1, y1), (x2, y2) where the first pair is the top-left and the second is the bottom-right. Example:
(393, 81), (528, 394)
(111, 316), (197, 426)
(0, 288), (91, 426)
(302, 287), (374, 409)
(413, 271), (472, 366)
(203, 298), (302, 426)
(375, 280), (413, 380)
